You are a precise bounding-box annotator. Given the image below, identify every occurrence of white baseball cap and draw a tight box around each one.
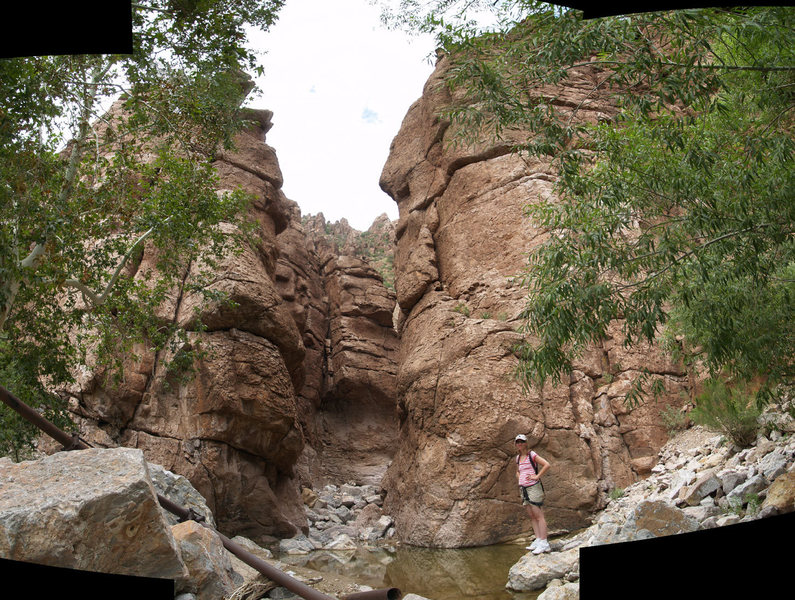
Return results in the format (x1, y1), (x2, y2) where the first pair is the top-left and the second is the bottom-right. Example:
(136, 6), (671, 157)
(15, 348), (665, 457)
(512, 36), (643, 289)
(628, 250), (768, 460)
(515, 434), (528, 442)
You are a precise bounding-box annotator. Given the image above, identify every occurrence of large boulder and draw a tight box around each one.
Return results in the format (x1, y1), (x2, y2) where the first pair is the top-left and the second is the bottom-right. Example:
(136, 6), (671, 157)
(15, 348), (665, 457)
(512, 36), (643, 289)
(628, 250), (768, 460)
(0, 448), (186, 581)
(626, 500), (699, 537)
(506, 549), (580, 592)
(762, 471), (795, 514)
(172, 520), (240, 600)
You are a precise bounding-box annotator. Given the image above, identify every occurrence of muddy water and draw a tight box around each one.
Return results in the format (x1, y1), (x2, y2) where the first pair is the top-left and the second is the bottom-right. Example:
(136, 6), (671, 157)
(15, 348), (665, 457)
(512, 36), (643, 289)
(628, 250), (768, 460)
(277, 542), (542, 600)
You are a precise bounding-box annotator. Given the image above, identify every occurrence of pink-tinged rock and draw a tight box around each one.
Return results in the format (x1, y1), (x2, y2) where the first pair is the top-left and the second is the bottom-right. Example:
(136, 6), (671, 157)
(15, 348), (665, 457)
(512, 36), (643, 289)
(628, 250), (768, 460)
(60, 109), (307, 543)
(275, 208), (400, 487)
(378, 52), (692, 546)
(762, 471), (795, 514)
(172, 520), (239, 600)
(630, 500), (699, 536)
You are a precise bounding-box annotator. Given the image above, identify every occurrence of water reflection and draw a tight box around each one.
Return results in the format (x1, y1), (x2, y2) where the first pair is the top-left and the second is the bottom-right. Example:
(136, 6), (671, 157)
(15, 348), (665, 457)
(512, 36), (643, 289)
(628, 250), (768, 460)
(277, 543), (542, 600)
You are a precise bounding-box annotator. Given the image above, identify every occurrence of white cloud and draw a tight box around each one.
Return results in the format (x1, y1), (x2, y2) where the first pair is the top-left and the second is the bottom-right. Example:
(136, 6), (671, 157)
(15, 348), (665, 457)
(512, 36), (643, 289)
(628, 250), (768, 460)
(246, 0), (436, 231)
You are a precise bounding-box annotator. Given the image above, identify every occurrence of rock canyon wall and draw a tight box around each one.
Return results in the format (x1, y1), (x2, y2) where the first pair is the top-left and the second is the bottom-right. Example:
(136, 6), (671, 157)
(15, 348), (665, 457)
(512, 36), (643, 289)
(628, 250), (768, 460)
(378, 55), (692, 547)
(275, 207), (399, 488)
(58, 110), (399, 545)
(44, 55), (697, 551)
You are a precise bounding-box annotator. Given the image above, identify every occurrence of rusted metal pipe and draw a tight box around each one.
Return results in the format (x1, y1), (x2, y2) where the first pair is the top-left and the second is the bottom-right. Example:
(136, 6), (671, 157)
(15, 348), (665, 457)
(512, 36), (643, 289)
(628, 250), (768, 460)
(0, 385), (78, 449)
(157, 491), (340, 600)
(0, 385), (350, 600)
(340, 588), (402, 600)
(216, 530), (342, 600)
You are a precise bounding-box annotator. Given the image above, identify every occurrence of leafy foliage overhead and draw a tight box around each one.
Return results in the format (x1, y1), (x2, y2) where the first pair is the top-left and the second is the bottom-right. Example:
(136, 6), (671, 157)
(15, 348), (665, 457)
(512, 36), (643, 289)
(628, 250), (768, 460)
(0, 0), (285, 458)
(380, 1), (794, 402)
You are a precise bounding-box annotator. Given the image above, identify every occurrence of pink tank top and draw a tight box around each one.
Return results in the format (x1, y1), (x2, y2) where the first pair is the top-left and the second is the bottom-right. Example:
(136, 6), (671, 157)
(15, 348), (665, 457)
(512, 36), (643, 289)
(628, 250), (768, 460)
(517, 451), (538, 487)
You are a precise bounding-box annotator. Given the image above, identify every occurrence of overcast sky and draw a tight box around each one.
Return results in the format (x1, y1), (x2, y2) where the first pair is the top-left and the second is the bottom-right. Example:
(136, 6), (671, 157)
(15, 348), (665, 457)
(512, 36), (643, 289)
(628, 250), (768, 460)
(246, 0), (437, 231)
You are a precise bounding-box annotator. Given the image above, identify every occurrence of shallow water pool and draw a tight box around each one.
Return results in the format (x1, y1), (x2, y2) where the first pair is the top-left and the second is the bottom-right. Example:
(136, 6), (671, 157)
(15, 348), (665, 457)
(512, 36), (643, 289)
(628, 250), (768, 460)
(277, 542), (543, 600)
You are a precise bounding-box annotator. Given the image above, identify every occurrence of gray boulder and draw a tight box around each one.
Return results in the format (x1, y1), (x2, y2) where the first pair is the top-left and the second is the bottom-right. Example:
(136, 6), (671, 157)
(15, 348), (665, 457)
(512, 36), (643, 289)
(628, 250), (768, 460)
(758, 449), (789, 481)
(682, 469), (722, 506)
(719, 469), (748, 495)
(0, 448), (187, 581)
(506, 549), (580, 591)
(279, 534), (316, 555)
(727, 474), (768, 505)
(149, 463), (216, 528)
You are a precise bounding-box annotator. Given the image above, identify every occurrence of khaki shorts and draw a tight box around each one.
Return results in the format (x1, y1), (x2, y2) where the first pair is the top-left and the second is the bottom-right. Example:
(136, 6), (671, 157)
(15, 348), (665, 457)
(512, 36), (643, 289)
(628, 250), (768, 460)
(520, 484), (545, 507)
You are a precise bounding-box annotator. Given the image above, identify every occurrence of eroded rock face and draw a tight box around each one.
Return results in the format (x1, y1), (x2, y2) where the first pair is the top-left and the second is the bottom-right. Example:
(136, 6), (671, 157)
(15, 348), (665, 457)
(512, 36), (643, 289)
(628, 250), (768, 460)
(62, 112), (308, 542)
(57, 103), (401, 544)
(379, 55), (691, 547)
(276, 207), (399, 488)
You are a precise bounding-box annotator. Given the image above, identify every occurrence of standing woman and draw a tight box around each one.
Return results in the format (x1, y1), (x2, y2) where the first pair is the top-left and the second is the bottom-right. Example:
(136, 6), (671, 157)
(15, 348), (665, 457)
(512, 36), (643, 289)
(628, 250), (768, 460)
(515, 433), (552, 554)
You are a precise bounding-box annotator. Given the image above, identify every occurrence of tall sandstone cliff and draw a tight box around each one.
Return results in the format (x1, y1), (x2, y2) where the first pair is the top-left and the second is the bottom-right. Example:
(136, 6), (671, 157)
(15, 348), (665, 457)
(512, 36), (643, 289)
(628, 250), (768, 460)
(58, 110), (399, 544)
(378, 54), (692, 547)
(275, 206), (399, 488)
(51, 53), (696, 550)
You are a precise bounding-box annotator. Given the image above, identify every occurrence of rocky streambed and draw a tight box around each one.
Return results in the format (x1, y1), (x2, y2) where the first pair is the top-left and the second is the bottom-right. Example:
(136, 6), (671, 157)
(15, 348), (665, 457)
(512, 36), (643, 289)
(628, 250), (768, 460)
(3, 414), (793, 600)
(275, 483), (534, 599)
(281, 483), (396, 554)
(273, 416), (795, 600)
(505, 419), (795, 599)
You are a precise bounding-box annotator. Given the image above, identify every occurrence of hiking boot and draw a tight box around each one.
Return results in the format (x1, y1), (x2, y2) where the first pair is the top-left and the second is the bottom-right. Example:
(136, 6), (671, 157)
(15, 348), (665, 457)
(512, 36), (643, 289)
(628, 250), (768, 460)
(532, 539), (551, 554)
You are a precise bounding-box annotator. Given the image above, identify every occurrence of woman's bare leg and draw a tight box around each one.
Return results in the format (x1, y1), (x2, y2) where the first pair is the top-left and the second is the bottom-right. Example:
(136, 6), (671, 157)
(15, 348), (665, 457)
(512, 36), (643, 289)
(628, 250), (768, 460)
(526, 504), (548, 540)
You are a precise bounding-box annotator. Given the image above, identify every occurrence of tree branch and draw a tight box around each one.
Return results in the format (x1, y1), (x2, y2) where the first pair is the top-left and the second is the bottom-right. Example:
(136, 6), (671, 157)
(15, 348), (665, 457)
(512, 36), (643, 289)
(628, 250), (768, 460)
(569, 59), (795, 73)
(59, 217), (170, 311)
(616, 223), (785, 292)
(0, 242), (49, 331)
(62, 278), (101, 306)
(96, 219), (168, 305)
